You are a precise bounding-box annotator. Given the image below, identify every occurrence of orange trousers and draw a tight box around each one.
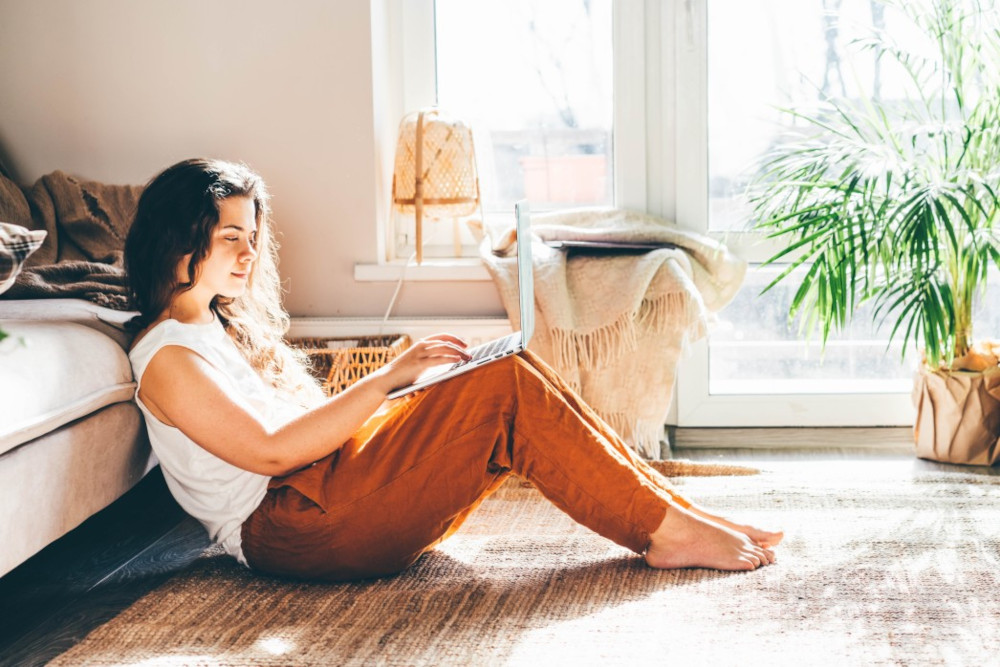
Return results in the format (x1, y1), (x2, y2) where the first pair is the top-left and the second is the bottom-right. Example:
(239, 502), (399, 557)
(241, 351), (691, 581)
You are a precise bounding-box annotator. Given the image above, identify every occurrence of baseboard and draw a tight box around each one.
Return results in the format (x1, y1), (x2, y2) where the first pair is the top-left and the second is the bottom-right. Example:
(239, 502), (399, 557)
(672, 426), (913, 450)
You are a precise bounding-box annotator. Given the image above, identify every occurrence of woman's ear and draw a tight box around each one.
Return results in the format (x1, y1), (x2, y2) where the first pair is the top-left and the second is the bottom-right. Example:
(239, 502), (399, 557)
(175, 253), (194, 285)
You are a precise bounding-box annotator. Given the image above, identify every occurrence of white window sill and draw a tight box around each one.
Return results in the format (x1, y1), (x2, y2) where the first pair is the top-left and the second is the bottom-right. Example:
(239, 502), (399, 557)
(354, 259), (492, 282)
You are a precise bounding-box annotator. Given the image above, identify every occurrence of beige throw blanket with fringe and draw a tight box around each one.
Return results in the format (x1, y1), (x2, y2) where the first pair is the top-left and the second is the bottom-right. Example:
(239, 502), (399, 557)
(479, 208), (746, 457)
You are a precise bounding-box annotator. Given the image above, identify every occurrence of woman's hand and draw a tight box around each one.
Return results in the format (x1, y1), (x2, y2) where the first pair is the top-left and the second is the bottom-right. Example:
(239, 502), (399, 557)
(368, 334), (471, 394)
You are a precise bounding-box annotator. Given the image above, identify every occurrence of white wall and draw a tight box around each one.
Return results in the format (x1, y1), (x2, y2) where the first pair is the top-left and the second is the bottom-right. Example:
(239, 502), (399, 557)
(0, 0), (504, 318)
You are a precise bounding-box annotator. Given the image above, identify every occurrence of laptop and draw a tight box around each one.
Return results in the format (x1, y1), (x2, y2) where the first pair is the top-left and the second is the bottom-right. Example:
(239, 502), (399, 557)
(544, 239), (677, 253)
(386, 200), (535, 400)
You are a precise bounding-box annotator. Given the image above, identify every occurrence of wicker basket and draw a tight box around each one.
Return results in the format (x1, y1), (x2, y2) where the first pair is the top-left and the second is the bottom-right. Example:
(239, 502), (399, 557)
(291, 335), (411, 396)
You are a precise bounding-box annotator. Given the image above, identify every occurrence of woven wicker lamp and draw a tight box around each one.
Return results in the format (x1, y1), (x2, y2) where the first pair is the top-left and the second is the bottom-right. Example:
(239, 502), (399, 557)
(391, 108), (480, 264)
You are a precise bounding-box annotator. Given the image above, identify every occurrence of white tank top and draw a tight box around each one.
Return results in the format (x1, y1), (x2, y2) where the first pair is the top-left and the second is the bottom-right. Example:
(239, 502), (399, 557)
(128, 317), (303, 565)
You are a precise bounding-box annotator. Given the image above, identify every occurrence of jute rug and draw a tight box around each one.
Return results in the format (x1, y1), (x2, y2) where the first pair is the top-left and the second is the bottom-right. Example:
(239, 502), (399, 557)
(51, 460), (1000, 666)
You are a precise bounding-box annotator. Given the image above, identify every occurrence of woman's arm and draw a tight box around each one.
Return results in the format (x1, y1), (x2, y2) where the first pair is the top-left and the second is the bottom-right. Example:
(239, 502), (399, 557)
(138, 334), (470, 476)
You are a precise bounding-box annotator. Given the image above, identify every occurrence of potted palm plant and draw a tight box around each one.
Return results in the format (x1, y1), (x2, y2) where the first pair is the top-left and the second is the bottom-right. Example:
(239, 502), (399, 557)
(746, 0), (1000, 465)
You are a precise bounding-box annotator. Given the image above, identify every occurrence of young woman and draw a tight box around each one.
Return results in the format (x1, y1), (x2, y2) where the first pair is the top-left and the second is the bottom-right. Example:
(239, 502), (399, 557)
(124, 158), (782, 582)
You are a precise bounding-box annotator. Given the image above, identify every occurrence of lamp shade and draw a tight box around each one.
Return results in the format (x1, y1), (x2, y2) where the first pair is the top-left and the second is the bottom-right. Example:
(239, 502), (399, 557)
(391, 108), (480, 263)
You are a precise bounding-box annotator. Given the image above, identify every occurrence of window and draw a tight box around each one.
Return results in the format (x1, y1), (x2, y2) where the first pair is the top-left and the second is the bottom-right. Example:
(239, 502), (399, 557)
(395, 1), (995, 427)
(436, 0), (614, 215)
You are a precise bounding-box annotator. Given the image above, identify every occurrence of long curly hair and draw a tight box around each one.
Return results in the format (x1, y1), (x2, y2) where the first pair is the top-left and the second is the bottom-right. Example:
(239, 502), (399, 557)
(124, 158), (323, 407)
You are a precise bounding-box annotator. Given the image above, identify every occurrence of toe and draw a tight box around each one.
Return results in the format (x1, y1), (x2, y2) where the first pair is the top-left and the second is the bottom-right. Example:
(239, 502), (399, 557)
(750, 545), (774, 565)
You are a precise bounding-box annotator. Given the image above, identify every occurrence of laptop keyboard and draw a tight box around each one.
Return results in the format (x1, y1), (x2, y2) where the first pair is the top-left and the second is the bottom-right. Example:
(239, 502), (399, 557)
(451, 334), (514, 369)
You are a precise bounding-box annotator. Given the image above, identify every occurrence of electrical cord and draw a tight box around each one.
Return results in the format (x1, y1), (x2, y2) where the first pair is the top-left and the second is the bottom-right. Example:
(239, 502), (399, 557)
(379, 249), (417, 337)
(378, 222), (457, 337)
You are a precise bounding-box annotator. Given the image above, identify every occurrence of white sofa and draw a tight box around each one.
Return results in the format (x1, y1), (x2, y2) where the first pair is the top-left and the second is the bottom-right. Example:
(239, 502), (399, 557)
(0, 298), (154, 577)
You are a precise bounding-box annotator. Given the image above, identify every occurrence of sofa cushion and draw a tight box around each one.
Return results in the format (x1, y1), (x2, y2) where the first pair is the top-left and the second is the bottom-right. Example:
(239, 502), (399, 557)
(0, 320), (136, 454)
(0, 298), (137, 349)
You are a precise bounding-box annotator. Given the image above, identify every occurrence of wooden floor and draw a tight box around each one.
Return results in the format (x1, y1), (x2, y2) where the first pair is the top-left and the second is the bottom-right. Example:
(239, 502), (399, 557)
(0, 470), (210, 667)
(1, 431), (996, 666)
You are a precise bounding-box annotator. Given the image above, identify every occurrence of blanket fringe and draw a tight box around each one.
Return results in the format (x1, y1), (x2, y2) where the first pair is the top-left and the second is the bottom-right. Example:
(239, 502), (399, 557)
(551, 316), (639, 372)
(551, 291), (694, 374)
(597, 410), (666, 459)
(637, 292), (692, 335)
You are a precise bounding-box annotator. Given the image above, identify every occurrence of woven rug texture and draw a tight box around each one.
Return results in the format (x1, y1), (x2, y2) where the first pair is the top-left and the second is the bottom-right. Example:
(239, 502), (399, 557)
(51, 461), (1000, 666)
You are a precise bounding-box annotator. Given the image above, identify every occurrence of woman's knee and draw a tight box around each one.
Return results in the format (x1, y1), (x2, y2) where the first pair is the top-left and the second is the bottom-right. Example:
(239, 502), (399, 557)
(448, 353), (526, 395)
(484, 353), (550, 396)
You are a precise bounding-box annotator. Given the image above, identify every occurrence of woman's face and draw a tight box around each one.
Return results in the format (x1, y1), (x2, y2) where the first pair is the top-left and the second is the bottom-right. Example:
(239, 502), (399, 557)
(178, 195), (259, 299)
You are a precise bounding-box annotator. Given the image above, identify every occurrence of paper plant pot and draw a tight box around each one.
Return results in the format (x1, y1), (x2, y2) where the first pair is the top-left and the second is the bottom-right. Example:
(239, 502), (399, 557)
(912, 365), (1000, 465)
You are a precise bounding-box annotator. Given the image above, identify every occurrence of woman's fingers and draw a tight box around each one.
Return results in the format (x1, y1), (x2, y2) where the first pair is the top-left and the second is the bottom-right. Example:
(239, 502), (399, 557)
(421, 333), (469, 349)
(413, 339), (470, 361)
(389, 338), (469, 376)
(412, 334), (471, 361)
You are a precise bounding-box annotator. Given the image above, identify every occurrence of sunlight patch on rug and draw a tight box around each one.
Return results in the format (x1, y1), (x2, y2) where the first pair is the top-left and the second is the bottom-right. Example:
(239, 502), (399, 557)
(255, 635), (296, 656)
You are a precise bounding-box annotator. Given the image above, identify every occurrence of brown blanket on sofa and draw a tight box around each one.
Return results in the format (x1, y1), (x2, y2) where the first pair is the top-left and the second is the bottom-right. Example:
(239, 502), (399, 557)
(0, 170), (143, 310)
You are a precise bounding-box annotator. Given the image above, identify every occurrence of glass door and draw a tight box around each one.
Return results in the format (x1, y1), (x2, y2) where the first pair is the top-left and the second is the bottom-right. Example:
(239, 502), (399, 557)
(676, 0), (924, 426)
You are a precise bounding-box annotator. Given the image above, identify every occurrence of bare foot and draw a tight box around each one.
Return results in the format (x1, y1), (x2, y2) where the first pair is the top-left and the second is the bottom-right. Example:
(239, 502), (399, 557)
(733, 524), (784, 548)
(645, 504), (777, 571)
(686, 504), (784, 548)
